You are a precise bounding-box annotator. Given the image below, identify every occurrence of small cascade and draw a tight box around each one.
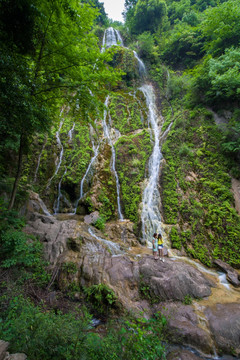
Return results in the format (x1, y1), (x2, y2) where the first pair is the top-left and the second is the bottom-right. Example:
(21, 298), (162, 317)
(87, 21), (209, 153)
(218, 272), (231, 289)
(53, 169), (67, 214)
(33, 137), (47, 183)
(133, 50), (146, 77)
(38, 197), (52, 216)
(140, 84), (164, 245)
(68, 123), (75, 142)
(88, 228), (123, 255)
(102, 96), (124, 220)
(101, 27), (123, 51)
(159, 121), (173, 143)
(73, 130), (99, 214)
(46, 114), (64, 189)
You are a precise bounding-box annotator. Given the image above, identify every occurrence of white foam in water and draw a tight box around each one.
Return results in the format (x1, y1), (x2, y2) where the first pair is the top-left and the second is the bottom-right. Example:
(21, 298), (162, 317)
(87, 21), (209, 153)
(88, 228), (123, 256)
(218, 272), (231, 289)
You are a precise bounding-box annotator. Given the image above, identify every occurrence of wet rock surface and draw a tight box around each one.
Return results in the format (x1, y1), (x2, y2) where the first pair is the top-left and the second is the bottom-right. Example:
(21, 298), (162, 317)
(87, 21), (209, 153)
(157, 303), (214, 355)
(204, 302), (240, 357)
(23, 211), (240, 359)
(213, 259), (240, 287)
(167, 349), (203, 360)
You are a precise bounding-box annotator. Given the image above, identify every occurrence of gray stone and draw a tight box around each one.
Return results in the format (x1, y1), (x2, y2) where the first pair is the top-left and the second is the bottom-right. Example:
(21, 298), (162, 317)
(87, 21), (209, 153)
(205, 302), (240, 357)
(139, 257), (214, 301)
(84, 211), (100, 225)
(0, 341), (9, 360)
(158, 303), (214, 355)
(8, 354), (27, 360)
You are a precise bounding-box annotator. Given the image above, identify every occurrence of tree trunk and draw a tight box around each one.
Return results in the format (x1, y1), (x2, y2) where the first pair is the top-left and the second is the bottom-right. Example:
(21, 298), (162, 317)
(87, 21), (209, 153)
(8, 134), (24, 210)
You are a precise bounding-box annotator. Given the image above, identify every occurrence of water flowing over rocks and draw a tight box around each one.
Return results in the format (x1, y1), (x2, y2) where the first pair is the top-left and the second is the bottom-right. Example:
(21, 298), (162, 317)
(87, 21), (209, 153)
(213, 259), (240, 287)
(167, 349), (204, 360)
(23, 208), (240, 358)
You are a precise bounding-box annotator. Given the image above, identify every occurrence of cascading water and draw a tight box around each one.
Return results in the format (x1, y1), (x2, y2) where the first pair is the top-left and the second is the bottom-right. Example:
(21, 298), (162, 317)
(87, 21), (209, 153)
(102, 97), (124, 220)
(101, 27), (123, 52)
(140, 84), (164, 245)
(53, 168), (67, 214)
(68, 123), (75, 142)
(33, 137), (47, 183)
(46, 114), (64, 189)
(133, 51), (146, 77)
(73, 129), (99, 214)
(88, 228), (123, 256)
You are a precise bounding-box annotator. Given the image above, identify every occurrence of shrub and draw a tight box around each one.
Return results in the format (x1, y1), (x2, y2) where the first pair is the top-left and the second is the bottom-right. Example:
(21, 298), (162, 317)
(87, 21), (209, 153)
(83, 284), (118, 313)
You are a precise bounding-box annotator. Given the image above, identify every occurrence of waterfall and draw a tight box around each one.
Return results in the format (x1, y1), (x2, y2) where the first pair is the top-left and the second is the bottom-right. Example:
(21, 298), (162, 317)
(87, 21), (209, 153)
(88, 228), (123, 256)
(140, 84), (164, 246)
(133, 51), (146, 77)
(73, 132), (99, 214)
(33, 137), (47, 183)
(46, 114), (64, 189)
(53, 168), (67, 214)
(102, 97), (124, 220)
(68, 123), (75, 142)
(101, 27), (123, 52)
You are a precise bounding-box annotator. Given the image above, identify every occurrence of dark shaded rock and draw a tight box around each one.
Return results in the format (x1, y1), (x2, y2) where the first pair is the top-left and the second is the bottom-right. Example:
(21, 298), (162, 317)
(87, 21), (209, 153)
(167, 349), (203, 360)
(158, 303), (214, 355)
(0, 340), (9, 360)
(213, 259), (240, 287)
(139, 257), (214, 301)
(204, 302), (240, 357)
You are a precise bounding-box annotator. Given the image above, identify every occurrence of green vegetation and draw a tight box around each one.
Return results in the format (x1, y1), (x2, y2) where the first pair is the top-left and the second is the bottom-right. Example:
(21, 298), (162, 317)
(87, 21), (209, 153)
(84, 284), (118, 313)
(0, 292), (167, 360)
(0, 0), (122, 210)
(161, 108), (240, 266)
(116, 130), (152, 224)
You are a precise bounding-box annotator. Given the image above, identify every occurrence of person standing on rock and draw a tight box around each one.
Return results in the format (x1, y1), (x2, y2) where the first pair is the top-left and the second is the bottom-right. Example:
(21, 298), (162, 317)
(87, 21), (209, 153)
(152, 233), (158, 260)
(158, 233), (164, 262)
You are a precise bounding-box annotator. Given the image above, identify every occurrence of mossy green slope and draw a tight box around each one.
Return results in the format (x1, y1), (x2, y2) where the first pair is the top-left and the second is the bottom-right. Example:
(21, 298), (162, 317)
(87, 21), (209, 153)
(161, 106), (240, 267)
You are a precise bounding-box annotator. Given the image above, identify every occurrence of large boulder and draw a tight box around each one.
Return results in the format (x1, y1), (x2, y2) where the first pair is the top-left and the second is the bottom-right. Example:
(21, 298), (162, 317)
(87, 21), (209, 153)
(0, 341), (9, 360)
(157, 303), (214, 356)
(139, 257), (214, 301)
(24, 212), (78, 265)
(204, 303), (240, 357)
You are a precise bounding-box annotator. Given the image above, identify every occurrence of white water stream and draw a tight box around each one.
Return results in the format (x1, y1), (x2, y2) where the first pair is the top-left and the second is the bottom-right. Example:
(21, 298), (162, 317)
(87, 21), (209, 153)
(33, 137), (47, 183)
(140, 84), (164, 245)
(101, 27), (123, 52)
(133, 50), (146, 77)
(46, 113), (64, 190)
(88, 227), (123, 255)
(68, 123), (75, 142)
(53, 168), (67, 214)
(73, 131), (99, 214)
(102, 96), (124, 220)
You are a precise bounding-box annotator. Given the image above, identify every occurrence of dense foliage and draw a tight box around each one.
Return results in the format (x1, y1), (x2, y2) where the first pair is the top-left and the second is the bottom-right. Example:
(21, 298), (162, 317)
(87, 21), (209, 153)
(0, 0), (122, 209)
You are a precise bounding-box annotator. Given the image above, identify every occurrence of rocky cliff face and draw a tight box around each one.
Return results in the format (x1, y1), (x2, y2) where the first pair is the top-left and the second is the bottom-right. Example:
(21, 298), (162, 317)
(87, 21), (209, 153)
(23, 197), (240, 359)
